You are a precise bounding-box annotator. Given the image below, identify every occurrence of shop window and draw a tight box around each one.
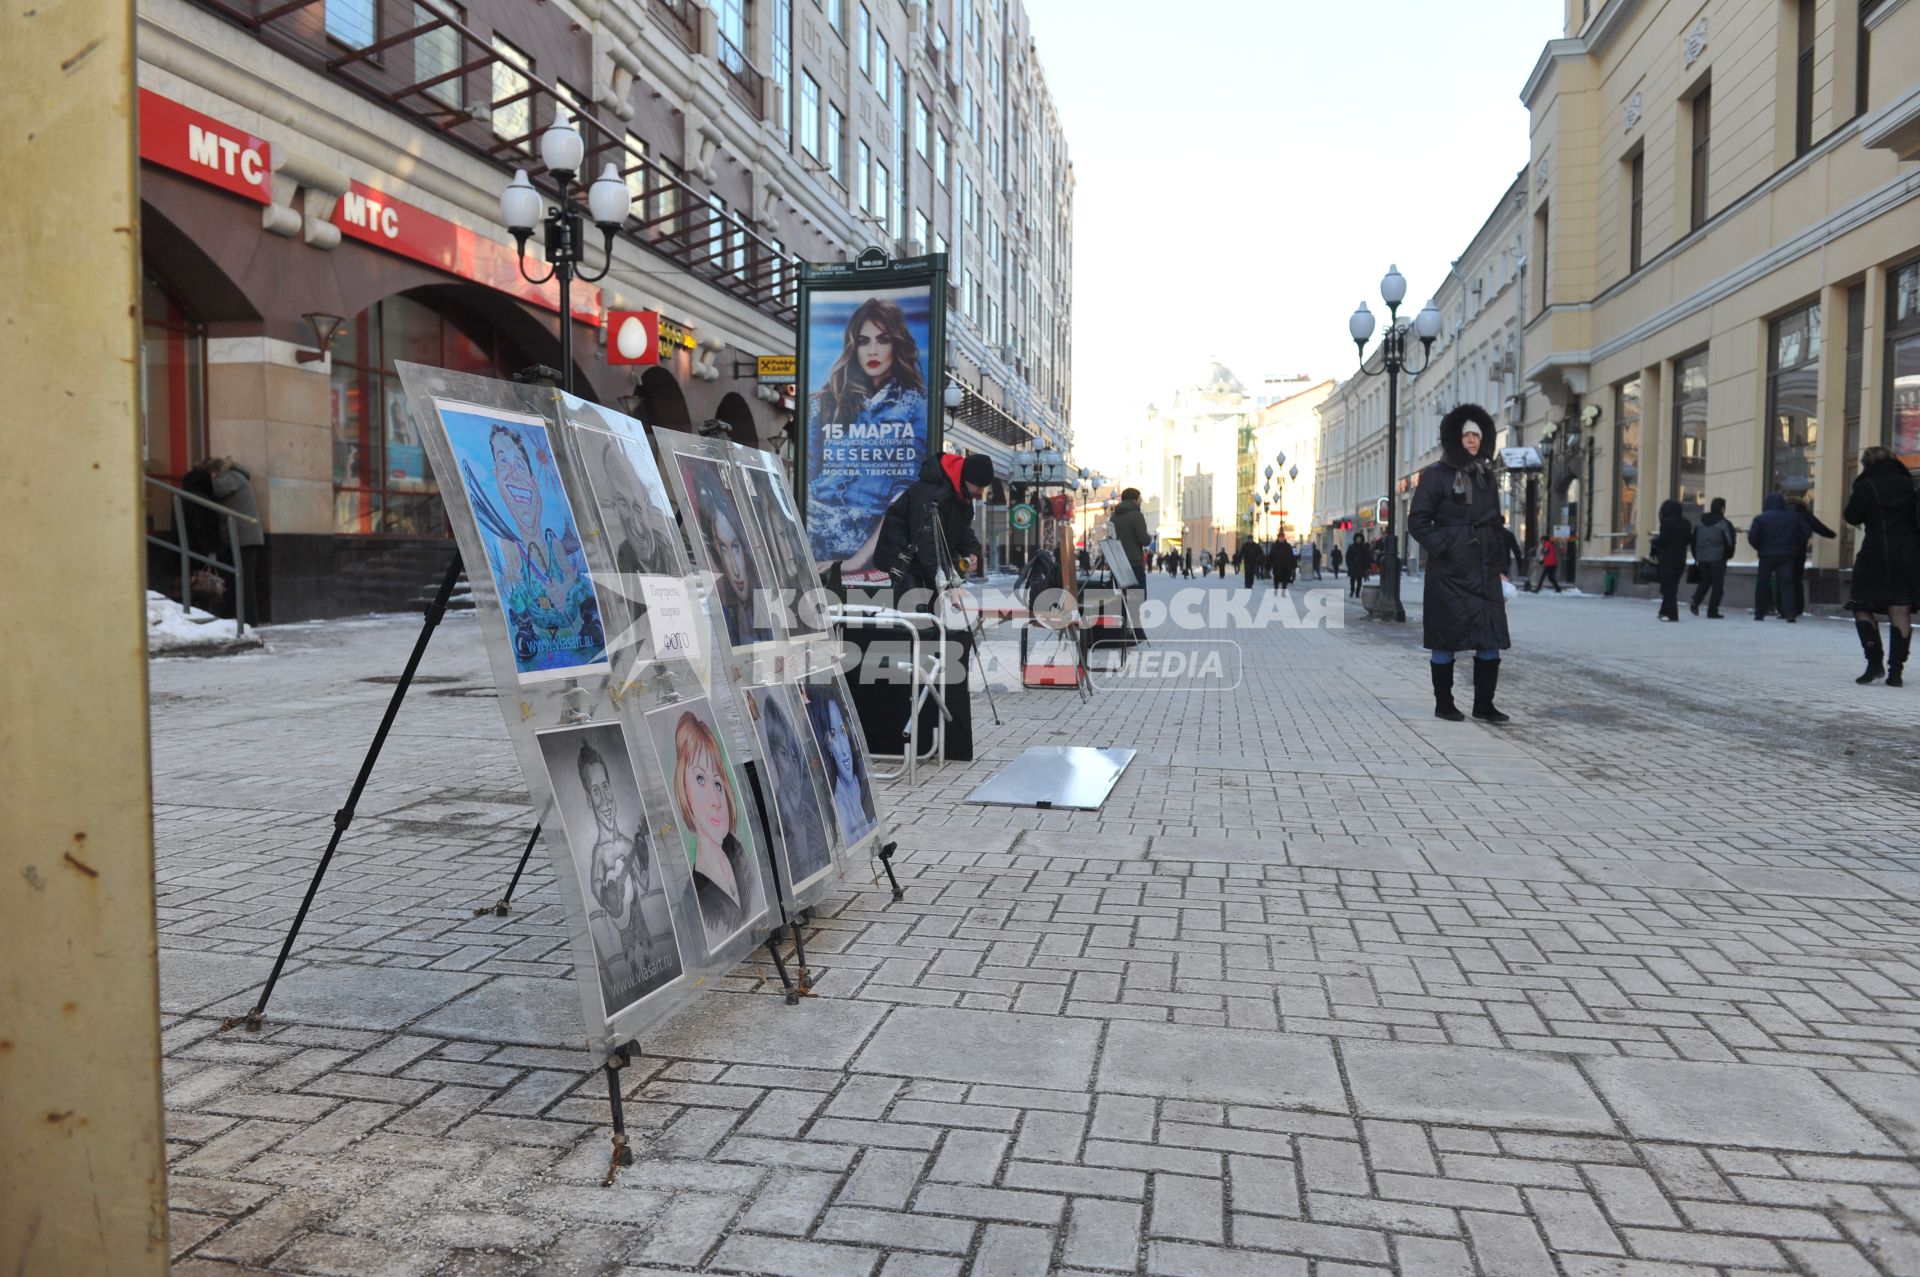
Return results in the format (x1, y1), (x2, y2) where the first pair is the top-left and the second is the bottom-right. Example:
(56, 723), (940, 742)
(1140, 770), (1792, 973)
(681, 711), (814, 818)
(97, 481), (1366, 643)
(415, 3), (464, 110)
(1888, 257), (1920, 466)
(325, 0), (376, 49)
(1672, 347), (1709, 518)
(140, 271), (206, 482)
(330, 294), (526, 536)
(801, 73), (821, 157)
(1766, 301), (1820, 501)
(491, 36), (534, 155)
(1842, 284), (1864, 568)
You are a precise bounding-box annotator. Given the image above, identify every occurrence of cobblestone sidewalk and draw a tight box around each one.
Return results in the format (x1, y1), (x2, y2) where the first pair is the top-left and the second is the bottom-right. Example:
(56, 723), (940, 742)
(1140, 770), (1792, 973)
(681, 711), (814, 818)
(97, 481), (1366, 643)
(151, 580), (1920, 1277)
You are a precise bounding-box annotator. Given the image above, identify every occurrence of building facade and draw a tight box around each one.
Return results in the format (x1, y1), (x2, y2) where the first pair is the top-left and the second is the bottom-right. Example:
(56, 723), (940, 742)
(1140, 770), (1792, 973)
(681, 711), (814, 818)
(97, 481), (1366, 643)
(139, 0), (1073, 618)
(1251, 378), (1334, 546)
(1521, 0), (1920, 597)
(1117, 362), (1254, 558)
(1314, 180), (1530, 567)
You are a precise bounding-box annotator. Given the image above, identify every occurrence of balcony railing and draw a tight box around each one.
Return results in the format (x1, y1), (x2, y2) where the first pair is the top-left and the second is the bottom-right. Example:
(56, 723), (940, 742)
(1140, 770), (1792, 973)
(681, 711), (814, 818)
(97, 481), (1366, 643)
(651, 0), (699, 53)
(714, 28), (765, 119)
(184, 0), (798, 324)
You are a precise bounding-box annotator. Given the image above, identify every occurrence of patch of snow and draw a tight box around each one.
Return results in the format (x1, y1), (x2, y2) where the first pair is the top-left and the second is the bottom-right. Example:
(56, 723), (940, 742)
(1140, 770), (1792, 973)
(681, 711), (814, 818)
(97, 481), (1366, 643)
(147, 591), (252, 652)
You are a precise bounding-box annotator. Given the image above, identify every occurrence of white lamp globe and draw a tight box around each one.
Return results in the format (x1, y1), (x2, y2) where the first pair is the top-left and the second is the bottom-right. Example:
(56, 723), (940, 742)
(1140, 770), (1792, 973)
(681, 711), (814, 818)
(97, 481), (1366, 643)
(1380, 264), (1408, 308)
(501, 169), (541, 232)
(942, 383), (963, 409)
(540, 110), (586, 180)
(1349, 302), (1376, 346)
(1414, 301), (1443, 342)
(587, 162), (631, 228)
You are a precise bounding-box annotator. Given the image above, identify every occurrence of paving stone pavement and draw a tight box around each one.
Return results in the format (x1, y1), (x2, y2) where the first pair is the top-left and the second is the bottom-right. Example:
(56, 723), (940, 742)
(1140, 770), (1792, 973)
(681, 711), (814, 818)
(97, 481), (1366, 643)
(149, 578), (1920, 1277)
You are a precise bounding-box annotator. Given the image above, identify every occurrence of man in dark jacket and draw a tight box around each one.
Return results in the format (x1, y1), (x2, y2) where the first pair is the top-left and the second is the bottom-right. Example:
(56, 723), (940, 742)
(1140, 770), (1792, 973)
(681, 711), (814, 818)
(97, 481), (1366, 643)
(1346, 535), (1370, 597)
(875, 452), (990, 606)
(1747, 492), (1810, 621)
(1408, 404), (1511, 723)
(1232, 538), (1266, 590)
(1651, 499), (1692, 621)
(1689, 496), (1736, 616)
(1109, 488), (1151, 587)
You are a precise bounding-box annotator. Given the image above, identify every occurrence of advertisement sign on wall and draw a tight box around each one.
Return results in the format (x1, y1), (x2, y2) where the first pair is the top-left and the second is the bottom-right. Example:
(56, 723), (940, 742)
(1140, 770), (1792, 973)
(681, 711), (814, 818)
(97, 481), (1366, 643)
(796, 252), (947, 582)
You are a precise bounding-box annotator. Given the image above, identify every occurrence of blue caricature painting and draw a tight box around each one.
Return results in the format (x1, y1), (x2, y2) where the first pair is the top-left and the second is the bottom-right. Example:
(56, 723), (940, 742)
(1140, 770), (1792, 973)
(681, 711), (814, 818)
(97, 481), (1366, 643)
(435, 399), (609, 682)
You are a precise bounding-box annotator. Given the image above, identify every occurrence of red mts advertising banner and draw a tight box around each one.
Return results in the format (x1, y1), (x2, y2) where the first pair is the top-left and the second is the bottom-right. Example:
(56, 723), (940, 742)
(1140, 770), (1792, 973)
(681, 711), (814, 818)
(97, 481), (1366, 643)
(330, 182), (601, 323)
(137, 88), (271, 204)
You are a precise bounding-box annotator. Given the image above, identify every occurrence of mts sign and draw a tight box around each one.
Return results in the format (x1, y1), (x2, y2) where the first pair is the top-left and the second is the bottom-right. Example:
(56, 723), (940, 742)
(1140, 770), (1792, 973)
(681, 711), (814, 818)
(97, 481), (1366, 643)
(337, 190), (400, 240)
(138, 89), (271, 204)
(188, 124), (266, 187)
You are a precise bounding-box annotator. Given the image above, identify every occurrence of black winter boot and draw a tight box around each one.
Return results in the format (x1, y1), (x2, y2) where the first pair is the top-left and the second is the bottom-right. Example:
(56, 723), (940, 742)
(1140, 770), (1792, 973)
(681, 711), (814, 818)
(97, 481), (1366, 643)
(1889, 629), (1909, 688)
(1855, 619), (1884, 684)
(1471, 658), (1510, 724)
(1431, 663), (1465, 721)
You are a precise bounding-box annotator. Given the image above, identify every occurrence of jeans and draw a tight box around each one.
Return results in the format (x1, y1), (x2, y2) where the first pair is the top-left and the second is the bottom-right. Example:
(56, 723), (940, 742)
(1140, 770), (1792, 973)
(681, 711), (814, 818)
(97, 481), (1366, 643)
(1430, 649), (1501, 664)
(1691, 560), (1727, 614)
(1754, 555), (1798, 618)
(1541, 565), (1561, 592)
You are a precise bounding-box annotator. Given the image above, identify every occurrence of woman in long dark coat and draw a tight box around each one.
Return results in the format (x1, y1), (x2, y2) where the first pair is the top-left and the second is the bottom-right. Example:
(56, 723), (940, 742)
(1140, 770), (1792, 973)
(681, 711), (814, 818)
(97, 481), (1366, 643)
(1407, 404), (1511, 723)
(1651, 499), (1692, 622)
(1843, 446), (1919, 685)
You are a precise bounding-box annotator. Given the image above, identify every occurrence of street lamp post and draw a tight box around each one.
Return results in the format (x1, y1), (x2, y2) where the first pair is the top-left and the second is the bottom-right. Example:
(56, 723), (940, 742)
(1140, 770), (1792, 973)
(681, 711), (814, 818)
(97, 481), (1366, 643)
(500, 111), (633, 397)
(1348, 265), (1441, 623)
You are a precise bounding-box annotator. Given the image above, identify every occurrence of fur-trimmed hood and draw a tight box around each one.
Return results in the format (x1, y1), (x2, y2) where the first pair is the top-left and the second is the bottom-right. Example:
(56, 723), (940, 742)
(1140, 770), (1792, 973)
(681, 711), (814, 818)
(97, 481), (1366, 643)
(1439, 403), (1495, 470)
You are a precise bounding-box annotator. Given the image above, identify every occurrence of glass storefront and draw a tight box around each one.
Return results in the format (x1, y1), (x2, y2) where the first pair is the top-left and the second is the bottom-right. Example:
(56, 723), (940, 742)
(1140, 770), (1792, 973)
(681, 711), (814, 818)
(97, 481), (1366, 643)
(1890, 257), (1920, 465)
(330, 292), (527, 535)
(140, 271), (206, 483)
(1766, 301), (1820, 501)
(1672, 348), (1708, 519)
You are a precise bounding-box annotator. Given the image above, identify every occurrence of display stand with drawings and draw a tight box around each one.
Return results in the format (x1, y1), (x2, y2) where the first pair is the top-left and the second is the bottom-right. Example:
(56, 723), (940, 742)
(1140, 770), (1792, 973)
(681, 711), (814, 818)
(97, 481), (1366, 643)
(657, 431), (900, 908)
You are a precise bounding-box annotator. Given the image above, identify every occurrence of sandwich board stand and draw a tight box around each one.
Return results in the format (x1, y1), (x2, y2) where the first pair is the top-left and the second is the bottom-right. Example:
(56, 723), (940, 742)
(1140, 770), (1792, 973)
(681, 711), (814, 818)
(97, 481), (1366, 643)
(217, 366), (897, 1185)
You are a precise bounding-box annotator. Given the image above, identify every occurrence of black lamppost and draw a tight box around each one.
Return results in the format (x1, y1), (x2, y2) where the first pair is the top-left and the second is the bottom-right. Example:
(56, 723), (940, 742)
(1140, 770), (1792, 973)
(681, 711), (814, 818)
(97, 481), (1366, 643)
(1348, 266), (1442, 622)
(500, 110), (633, 397)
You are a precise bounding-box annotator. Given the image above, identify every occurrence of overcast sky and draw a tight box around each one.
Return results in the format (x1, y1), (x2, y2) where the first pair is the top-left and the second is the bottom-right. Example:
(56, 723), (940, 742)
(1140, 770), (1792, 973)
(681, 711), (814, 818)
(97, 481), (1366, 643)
(1023, 0), (1563, 476)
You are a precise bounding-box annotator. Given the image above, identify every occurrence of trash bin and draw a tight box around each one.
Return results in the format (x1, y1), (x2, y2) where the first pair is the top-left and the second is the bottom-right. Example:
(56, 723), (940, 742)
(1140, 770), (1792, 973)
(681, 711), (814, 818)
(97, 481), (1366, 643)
(1602, 570), (1618, 596)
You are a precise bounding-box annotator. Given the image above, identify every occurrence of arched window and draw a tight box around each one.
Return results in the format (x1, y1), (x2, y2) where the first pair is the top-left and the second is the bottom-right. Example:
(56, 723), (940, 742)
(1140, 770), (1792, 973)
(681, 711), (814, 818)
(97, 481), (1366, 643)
(329, 292), (535, 535)
(141, 270), (206, 482)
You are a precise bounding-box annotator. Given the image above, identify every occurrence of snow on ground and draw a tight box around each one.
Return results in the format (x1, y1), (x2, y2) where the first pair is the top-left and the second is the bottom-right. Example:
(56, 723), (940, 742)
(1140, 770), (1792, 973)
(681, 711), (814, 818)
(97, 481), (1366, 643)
(146, 591), (262, 655)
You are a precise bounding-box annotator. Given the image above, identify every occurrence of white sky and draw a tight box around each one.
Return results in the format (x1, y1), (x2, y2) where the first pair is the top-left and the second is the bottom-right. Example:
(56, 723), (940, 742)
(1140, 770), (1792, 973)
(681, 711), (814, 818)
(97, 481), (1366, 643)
(1023, 0), (1564, 477)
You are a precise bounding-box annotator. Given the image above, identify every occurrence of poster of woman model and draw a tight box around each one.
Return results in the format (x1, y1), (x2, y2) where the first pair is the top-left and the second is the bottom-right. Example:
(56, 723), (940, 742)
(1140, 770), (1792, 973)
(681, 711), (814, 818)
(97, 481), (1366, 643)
(535, 722), (683, 1020)
(803, 675), (879, 848)
(805, 286), (932, 578)
(645, 697), (768, 956)
(747, 683), (835, 892)
(676, 455), (774, 650)
(435, 400), (608, 682)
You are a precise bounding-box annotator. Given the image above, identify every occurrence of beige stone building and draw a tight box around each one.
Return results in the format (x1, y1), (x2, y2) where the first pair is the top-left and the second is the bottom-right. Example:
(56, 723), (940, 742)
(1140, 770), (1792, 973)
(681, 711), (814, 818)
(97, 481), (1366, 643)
(1251, 379), (1334, 546)
(1521, 0), (1920, 598)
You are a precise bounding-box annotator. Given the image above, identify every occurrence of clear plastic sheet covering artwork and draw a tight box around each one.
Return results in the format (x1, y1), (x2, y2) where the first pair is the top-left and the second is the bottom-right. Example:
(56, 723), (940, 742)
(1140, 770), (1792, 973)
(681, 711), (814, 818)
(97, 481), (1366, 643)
(655, 432), (887, 910)
(398, 363), (786, 1066)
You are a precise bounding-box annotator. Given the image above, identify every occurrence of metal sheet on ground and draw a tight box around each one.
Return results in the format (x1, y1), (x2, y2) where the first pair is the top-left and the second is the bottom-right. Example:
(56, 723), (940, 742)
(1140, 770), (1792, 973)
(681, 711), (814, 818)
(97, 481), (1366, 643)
(964, 746), (1136, 810)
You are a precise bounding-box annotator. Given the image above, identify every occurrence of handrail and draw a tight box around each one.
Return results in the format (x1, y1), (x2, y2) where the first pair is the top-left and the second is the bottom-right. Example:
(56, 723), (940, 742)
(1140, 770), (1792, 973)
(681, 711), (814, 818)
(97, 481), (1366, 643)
(145, 474), (253, 638)
(147, 474), (260, 524)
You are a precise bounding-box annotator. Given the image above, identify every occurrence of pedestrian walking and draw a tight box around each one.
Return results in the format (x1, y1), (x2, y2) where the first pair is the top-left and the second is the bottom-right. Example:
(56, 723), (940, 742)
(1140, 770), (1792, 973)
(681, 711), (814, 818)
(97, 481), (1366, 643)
(1688, 496), (1736, 616)
(1789, 498), (1836, 615)
(208, 457), (264, 625)
(1346, 535), (1371, 598)
(1407, 405), (1511, 723)
(1233, 538), (1266, 590)
(1538, 536), (1563, 593)
(1330, 544), (1344, 578)
(1271, 538), (1296, 593)
(1310, 543), (1323, 580)
(1184, 547), (1194, 578)
(1748, 492), (1811, 621)
(1842, 446), (1920, 686)
(1651, 498), (1691, 622)
(1500, 524), (1524, 583)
